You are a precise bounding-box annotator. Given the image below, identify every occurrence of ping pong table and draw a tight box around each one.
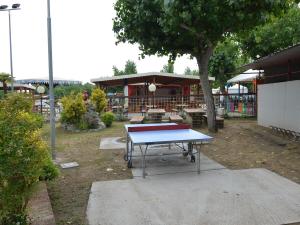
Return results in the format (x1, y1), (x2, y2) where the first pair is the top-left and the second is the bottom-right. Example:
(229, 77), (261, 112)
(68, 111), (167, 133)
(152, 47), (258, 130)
(124, 123), (213, 178)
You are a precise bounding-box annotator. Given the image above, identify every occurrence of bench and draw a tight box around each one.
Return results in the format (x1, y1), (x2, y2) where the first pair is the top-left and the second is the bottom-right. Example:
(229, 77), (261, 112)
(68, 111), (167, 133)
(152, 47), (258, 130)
(130, 116), (145, 124)
(203, 115), (224, 129)
(169, 115), (183, 123)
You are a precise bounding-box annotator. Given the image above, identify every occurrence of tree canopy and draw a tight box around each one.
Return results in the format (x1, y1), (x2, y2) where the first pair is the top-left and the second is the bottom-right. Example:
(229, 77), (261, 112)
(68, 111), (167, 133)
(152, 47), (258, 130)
(208, 38), (249, 91)
(161, 62), (174, 73)
(184, 67), (198, 76)
(113, 60), (137, 76)
(239, 6), (300, 59)
(113, 0), (295, 131)
(54, 83), (94, 98)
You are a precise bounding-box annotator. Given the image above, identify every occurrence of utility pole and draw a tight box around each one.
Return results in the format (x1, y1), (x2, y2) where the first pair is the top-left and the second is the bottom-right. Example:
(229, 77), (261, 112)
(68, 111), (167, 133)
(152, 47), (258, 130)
(47, 0), (56, 160)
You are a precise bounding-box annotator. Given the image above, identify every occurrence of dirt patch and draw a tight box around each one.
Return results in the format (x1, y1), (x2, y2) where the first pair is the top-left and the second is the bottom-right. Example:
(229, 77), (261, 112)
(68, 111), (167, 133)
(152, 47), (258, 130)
(199, 119), (300, 184)
(43, 120), (300, 225)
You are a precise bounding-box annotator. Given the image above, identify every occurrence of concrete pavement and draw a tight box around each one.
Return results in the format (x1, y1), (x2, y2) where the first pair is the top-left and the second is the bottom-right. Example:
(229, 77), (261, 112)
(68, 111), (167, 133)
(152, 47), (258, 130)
(87, 145), (300, 225)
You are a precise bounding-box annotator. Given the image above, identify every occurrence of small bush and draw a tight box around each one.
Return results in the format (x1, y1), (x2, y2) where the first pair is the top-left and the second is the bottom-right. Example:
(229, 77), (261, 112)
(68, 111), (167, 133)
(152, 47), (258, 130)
(91, 88), (107, 115)
(39, 158), (59, 181)
(0, 93), (57, 224)
(101, 112), (115, 127)
(61, 93), (86, 125)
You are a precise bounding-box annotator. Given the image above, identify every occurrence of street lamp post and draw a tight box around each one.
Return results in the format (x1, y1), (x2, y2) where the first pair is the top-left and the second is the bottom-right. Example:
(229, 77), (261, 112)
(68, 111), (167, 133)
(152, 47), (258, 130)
(0, 4), (21, 92)
(47, 0), (56, 160)
(148, 83), (156, 108)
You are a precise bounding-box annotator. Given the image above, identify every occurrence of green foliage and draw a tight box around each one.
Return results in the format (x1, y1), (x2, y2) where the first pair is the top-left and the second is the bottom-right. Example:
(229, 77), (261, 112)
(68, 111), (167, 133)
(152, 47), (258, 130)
(0, 93), (57, 224)
(61, 93), (87, 125)
(54, 83), (94, 98)
(39, 158), (59, 181)
(239, 6), (300, 59)
(124, 60), (138, 74)
(0, 72), (11, 82)
(91, 88), (107, 115)
(209, 38), (249, 91)
(2, 92), (33, 112)
(161, 62), (174, 73)
(113, 0), (291, 59)
(113, 60), (137, 76)
(184, 67), (198, 76)
(101, 112), (115, 127)
(113, 0), (293, 132)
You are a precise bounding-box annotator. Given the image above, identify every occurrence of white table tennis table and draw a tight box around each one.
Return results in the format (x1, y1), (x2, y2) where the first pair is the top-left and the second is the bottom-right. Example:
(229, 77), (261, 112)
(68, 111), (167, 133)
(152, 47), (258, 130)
(124, 123), (213, 178)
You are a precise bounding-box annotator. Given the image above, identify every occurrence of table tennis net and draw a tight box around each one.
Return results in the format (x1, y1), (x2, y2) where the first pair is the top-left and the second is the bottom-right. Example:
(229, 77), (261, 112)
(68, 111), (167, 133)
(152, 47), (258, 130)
(127, 124), (191, 132)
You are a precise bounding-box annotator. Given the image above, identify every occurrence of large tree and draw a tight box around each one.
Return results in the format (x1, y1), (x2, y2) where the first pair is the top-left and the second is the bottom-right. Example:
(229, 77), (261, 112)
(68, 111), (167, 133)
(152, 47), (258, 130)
(161, 62), (174, 73)
(184, 67), (198, 76)
(113, 60), (137, 76)
(124, 60), (138, 74)
(239, 6), (300, 59)
(113, 0), (293, 132)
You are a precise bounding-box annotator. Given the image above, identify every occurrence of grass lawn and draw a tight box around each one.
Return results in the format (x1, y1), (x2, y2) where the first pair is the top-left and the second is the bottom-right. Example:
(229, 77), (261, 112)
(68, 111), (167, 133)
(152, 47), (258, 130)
(42, 122), (132, 225)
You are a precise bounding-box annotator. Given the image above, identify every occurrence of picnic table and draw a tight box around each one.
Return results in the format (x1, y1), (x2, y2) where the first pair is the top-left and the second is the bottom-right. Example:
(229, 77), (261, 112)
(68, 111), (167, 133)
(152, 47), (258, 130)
(147, 108), (166, 122)
(175, 104), (189, 116)
(184, 108), (206, 128)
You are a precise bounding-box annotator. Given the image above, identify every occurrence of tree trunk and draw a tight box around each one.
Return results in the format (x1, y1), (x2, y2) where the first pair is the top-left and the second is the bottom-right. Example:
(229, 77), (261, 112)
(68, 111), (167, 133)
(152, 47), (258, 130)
(196, 48), (217, 132)
(3, 81), (8, 95)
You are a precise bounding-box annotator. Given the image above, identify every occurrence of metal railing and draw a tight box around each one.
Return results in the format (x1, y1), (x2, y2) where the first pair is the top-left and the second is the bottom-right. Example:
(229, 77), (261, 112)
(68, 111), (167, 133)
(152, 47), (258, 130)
(107, 93), (257, 117)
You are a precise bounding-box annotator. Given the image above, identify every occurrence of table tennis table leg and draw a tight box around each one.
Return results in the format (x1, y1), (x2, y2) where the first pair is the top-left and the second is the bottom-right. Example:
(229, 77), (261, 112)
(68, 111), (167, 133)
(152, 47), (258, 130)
(124, 134), (129, 161)
(196, 142), (201, 174)
(138, 145), (149, 178)
(127, 141), (133, 168)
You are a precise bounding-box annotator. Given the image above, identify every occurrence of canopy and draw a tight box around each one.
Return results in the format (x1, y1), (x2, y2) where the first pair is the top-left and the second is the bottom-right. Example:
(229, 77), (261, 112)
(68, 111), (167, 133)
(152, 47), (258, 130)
(227, 69), (263, 83)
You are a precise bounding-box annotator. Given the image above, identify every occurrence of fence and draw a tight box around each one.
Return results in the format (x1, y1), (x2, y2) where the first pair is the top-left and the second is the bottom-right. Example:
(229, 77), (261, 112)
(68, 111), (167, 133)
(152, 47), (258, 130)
(214, 93), (256, 117)
(33, 93), (257, 118)
(107, 95), (205, 113)
(107, 93), (257, 117)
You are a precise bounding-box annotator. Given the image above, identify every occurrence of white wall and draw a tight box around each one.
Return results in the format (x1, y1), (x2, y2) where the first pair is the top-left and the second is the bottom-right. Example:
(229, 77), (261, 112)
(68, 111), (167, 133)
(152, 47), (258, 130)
(258, 80), (300, 132)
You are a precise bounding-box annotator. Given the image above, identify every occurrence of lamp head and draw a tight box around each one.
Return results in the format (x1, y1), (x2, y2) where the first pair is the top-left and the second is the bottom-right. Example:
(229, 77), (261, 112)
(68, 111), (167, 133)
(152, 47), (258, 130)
(37, 86), (46, 94)
(0, 5), (8, 9)
(148, 83), (156, 92)
(12, 3), (20, 9)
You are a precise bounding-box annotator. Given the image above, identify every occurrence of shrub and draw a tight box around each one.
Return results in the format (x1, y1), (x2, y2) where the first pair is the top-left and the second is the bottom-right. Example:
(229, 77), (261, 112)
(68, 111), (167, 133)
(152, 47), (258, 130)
(101, 112), (115, 127)
(0, 93), (57, 224)
(61, 93), (87, 125)
(91, 88), (107, 115)
(39, 158), (59, 181)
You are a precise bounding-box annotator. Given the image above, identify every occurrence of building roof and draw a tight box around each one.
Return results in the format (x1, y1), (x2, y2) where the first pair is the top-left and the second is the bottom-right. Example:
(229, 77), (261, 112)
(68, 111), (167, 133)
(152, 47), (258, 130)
(227, 69), (263, 83)
(0, 83), (36, 90)
(16, 77), (82, 85)
(91, 72), (215, 86)
(242, 43), (300, 70)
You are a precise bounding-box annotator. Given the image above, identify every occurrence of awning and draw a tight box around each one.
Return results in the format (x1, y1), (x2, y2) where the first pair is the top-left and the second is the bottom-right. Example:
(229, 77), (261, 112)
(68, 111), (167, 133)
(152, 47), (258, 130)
(227, 69), (263, 83)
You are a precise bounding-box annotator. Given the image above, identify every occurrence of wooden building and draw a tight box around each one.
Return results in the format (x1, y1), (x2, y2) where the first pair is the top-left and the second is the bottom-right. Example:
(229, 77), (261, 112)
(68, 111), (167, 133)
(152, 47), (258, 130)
(243, 44), (300, 133)
(91, 72), (214, 113)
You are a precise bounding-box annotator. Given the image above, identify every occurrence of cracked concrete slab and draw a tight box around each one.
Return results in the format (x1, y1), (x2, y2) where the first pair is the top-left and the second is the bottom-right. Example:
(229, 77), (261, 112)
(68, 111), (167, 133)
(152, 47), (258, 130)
(87, 168), (300, 225)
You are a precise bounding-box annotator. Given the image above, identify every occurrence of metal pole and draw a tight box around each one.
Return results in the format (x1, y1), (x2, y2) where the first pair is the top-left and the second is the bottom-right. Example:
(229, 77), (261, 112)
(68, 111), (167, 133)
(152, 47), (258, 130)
(40, 95), (43, 114)
(8, 10), (14, 91)
(47, 0), (56, 160)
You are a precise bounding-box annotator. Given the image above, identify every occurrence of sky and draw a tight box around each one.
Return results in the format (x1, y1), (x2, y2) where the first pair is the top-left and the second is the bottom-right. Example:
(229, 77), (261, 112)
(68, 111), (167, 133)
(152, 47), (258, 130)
(0, 0), (198, 84)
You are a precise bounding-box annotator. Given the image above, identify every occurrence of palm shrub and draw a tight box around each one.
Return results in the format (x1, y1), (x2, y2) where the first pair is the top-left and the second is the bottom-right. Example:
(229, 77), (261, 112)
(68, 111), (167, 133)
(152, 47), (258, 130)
(0, 93), (58, 225)
(91, 88), (107, 115)
(61, 92), (87, 126)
